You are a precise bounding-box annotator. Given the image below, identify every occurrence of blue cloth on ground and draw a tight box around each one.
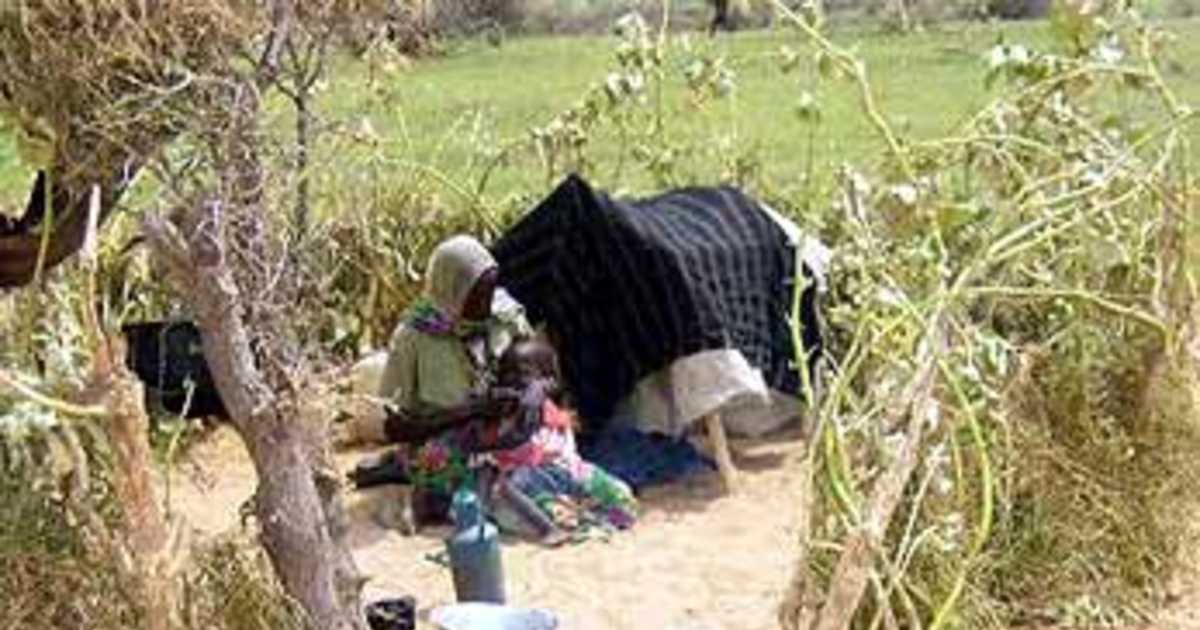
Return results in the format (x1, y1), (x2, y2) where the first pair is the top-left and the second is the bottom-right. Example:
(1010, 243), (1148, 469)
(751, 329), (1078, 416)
(576, 427), (715, 492)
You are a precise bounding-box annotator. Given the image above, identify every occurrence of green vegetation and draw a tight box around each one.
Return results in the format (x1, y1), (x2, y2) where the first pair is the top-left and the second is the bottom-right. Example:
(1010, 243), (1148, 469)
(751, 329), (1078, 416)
(4, 18), (1198, 214)
(310, 17), (1200, 204)
(3, 7), (1200, 629)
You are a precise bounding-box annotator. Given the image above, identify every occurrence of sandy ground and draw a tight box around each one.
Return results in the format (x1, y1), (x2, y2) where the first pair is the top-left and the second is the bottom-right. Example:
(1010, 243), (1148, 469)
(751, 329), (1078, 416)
(169, 425), (809, 630)
(169, 426), (1200, 629)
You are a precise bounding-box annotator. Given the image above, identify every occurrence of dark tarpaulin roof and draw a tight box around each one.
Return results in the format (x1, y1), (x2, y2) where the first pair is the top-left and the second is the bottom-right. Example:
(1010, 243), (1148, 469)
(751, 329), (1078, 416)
(493, 174), (820, 427)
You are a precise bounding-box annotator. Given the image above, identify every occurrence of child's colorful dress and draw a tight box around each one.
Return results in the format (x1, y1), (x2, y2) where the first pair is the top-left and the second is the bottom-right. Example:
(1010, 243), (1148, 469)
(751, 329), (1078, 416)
(485, 395), (638, 540)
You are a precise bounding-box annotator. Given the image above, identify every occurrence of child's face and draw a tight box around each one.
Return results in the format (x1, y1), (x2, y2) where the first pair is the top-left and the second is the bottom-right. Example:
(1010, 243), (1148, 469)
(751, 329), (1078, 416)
(498, 340), (559, 388)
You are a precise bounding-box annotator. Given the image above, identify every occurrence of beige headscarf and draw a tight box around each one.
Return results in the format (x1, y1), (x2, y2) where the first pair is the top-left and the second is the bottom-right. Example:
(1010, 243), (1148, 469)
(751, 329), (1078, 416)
(425, 235), (498, 319)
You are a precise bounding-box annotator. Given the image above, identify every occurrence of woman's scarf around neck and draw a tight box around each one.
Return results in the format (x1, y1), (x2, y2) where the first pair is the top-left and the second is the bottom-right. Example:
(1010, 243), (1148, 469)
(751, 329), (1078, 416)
(404, 298), (487, 337)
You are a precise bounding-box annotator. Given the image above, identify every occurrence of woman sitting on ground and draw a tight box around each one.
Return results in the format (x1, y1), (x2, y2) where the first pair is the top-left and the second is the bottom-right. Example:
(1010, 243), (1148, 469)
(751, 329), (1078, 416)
(375, 234), (531, 522)
(370, 234), (636, 537)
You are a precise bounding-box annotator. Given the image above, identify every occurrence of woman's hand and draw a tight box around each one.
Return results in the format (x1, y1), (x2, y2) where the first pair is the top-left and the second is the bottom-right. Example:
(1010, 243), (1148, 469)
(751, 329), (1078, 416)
(381, 384), (532, 446)
(383, 404), (444, 444)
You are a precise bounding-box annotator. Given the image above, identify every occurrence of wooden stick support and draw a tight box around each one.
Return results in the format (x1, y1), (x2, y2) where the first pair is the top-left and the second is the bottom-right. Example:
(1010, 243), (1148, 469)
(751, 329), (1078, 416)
(704, 412), (738, 493)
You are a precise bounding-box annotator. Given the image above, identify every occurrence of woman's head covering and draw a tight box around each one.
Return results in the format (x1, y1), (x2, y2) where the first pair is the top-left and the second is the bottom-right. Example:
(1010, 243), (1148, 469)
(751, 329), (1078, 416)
(425, 235), (497, 318)
(403, 235), (499, 336)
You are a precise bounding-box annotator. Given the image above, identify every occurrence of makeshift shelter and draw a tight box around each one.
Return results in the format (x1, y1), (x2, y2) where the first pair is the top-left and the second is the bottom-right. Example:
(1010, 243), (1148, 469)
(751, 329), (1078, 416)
(493, 175), (827, 442)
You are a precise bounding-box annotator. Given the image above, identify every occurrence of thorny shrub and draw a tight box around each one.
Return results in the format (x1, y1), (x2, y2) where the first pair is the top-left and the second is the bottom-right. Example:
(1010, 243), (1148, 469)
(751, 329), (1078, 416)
(772, 2), (1200, 627)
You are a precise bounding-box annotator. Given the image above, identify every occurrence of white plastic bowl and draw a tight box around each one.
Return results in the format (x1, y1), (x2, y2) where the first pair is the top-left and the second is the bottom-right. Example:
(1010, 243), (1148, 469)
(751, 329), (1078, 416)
(429, 603), (558, 630)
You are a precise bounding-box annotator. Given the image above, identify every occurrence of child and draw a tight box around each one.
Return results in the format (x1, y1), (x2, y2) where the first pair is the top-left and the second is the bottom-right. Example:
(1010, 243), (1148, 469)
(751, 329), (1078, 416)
(481, 338), (638, 542)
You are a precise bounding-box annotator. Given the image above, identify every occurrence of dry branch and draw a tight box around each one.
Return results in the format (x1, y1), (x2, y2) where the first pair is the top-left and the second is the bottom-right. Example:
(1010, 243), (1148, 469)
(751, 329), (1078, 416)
(808, 320), (944, 630)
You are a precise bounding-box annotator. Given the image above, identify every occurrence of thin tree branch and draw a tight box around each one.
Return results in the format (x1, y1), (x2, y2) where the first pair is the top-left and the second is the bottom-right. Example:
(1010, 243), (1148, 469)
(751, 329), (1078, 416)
(0, 368), (108, 418)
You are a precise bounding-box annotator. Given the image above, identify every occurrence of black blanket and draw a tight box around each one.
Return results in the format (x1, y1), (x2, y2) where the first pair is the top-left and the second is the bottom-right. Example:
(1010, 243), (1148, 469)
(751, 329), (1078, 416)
(493, 175), (820, 425)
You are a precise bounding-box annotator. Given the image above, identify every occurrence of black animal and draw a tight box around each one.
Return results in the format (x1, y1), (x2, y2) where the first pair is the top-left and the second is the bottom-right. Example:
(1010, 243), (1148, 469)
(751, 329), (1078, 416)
(122, 320), (228, 420)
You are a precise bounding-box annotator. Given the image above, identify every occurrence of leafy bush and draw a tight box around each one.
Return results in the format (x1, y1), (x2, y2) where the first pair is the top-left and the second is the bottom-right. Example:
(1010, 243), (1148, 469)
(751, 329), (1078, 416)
(772, 2), (1200, 626)
(0, 416), (139, 629)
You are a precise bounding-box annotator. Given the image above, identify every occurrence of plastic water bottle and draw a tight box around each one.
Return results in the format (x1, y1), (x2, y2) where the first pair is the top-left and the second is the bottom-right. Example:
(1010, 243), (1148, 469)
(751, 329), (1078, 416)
(446, 488), (506, 604)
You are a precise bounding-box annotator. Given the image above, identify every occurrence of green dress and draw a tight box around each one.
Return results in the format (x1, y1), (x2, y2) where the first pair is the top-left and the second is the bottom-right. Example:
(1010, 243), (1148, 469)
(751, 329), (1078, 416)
(378, 293), (531, 494)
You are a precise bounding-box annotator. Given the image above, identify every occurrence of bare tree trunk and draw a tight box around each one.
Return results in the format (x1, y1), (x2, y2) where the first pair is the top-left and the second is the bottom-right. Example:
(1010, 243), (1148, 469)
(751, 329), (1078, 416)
(143, 83), (366, 629)
(295, 94), (313, 237)
(710, 0), (732, 34)
(5, 330), (179, 630)
(282, 12), (333, 244)
(884, 0), (913, 32)
(70, 185), (179, 630)
(146, 207), (366, 630)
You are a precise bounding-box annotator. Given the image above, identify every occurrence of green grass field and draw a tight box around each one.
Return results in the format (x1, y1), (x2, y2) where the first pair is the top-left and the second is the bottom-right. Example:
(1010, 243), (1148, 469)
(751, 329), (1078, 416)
(2, 17), (1198, 214)
(318, 17), (1200, 204)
